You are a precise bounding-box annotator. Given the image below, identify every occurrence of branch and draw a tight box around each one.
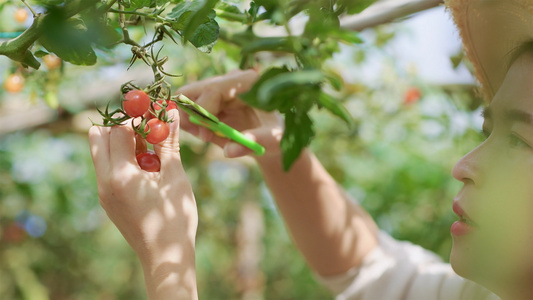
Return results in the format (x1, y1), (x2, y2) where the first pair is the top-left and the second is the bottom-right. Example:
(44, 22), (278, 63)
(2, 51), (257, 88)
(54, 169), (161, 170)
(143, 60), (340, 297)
(340, 0), (444, 31)
(0, 0), (101, 69)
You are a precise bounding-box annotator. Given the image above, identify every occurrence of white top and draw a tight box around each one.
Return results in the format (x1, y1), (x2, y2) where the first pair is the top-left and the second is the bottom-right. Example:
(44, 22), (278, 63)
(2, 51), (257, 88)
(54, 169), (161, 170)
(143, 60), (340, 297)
(316, 231), (501, 300)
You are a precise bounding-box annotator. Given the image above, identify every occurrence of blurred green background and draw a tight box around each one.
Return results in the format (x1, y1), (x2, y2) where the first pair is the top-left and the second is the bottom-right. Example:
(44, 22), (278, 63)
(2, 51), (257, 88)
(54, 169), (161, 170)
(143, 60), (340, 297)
(0, 2), (486, 300)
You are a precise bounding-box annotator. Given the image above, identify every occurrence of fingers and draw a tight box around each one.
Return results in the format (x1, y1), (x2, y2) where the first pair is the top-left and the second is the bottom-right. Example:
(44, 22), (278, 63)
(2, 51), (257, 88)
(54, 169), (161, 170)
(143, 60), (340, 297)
(109, 125), (139, 176)
(154, 109), (185, 180)
(88, 126), (112, 187)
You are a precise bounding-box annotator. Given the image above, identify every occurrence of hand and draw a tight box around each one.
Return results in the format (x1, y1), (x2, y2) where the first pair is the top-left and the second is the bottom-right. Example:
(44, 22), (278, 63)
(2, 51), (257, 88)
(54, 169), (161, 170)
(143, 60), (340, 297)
(88, 110), (198, 299)
(177, 69), (283, 159)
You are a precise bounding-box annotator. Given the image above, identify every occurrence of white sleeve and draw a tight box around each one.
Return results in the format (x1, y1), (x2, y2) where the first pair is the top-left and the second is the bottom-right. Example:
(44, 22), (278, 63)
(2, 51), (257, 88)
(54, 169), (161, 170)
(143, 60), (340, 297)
(315, 231), (500, 300)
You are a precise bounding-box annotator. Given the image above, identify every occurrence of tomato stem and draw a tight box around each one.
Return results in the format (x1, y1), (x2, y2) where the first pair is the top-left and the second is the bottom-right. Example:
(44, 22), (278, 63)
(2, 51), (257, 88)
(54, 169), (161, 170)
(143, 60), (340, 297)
(20, 0), (37, 17)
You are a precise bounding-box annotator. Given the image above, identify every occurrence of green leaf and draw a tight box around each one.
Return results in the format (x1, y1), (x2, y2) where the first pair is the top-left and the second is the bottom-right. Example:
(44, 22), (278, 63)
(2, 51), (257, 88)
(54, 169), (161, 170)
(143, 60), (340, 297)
(281, 109), (314, 171)
(131, 0), (153, 8)
(342, 0), (377, 14)
(188, 18), (219, 52)
(317, 92), (353, 126)
(33, 50), (50, 58)
(239, 66), (293, 111)
(329, 28), (363, 44)
(39, 12), (97, 66)
(257, 69), (325, 105)
(215, 2), (242, 14)
(168, 0), (220, 52)
(241, 37), (292, 54)
(214, 2), (246, 23)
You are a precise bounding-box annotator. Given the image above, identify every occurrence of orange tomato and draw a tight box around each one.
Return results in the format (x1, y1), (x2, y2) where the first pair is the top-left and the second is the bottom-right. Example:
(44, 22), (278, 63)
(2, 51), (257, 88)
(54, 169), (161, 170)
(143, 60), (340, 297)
(43, 54), (62, 70)
(14, 8), (29, 24)
(4, 73), (25, 93)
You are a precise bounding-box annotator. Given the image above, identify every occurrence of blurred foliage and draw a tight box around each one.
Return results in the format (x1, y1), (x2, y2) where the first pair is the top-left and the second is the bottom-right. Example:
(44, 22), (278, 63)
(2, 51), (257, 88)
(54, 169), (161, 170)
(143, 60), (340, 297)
(0, 1), (485, 300)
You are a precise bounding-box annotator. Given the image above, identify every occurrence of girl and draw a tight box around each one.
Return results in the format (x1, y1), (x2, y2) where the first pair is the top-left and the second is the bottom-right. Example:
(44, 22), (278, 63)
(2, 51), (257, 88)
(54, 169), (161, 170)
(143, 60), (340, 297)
(89, 0), (532, 298)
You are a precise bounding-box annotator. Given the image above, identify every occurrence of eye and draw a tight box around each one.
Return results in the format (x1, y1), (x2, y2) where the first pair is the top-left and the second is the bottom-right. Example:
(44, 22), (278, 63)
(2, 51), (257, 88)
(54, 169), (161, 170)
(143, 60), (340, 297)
(481, 129), (491, 139)
(508, 134), (531, 149)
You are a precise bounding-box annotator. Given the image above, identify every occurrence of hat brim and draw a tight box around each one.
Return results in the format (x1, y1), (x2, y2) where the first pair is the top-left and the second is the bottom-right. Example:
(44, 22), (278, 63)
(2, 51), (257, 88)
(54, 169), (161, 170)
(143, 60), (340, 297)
(447, 0), (533, 102)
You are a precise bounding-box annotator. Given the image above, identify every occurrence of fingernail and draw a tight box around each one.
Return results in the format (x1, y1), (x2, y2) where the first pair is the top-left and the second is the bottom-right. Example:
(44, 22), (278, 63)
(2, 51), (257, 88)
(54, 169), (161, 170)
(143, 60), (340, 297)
(224, 142), (245, 158)
(168, 110), (179, 132)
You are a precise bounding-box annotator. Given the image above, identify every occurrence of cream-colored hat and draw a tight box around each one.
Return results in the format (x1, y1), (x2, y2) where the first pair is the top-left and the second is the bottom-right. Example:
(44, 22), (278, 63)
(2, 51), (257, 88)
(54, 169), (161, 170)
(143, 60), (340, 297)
(447, 0), (533, 102)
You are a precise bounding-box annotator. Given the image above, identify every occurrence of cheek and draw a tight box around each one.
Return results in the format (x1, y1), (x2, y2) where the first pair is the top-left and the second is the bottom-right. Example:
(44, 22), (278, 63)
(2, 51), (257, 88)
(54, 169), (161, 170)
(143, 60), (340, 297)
(479, 161), (533, 238)
(472, 161), (533, 277)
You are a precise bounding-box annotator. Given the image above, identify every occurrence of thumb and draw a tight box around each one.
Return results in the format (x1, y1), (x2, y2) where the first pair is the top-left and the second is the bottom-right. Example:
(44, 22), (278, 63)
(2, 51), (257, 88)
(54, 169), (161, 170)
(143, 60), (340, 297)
(154, 109), (184, 177)
(223, 127), (282, 158)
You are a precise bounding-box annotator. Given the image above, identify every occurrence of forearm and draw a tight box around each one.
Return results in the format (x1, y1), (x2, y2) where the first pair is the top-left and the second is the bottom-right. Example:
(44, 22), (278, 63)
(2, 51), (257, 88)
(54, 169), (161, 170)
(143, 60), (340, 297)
(256, 149), (379, 276)
(138, 241), (198, 300)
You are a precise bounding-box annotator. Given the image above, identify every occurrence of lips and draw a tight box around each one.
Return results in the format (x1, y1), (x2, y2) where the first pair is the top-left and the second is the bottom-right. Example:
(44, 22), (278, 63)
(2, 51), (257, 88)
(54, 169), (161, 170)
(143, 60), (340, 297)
(451, 201), (477, 236)
(453, 202), (476, 225)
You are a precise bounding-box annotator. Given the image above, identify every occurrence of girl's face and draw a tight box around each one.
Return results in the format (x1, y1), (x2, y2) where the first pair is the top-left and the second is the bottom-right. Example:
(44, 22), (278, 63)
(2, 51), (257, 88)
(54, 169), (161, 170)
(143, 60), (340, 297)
(450, 52), (533, 298)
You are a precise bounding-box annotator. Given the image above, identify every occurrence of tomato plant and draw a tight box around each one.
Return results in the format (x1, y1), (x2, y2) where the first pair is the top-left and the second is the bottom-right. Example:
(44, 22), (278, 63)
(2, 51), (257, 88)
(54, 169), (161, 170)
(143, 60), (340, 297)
(4, 73), (25, 93)
(145, 118), (170, 144)
(0, 0), (386, 169)
(136, 152), (161, 172)
(123, 89), (151, 118)
(154, 99), (177, 112)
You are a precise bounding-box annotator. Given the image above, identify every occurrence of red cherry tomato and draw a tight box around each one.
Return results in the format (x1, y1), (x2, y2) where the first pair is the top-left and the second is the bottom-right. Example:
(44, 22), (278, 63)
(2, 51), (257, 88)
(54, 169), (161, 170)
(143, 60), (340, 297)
(404, 87), (422, 105)
(43, 54), (62, 70)
(145, 119), (170, 144)
(123, 90), (151, 118)
(154, 99), (178, 111)
(14, 8), (28, 24)
(145, 100), (178, 120)
(136, 152), (161, 172)
(4, 73), (25, 93)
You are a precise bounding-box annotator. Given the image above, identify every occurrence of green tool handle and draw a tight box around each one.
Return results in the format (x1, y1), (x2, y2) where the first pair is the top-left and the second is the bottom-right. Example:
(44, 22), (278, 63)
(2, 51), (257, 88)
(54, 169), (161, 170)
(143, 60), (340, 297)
(189, 115), (266, 156)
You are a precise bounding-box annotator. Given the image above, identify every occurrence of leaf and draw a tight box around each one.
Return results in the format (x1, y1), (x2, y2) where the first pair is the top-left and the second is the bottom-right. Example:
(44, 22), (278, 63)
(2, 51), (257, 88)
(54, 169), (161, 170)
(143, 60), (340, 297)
(317, 92), (353, 126)
(131, 0), (153, 8)
(281, 109), (314, 171)
(215, 2), (242, 14)
(256, 69), (325, 105)
(168, 0), (220, 52)
(329, 28), (363, 44)
(188, 18), (219, 52)
(342, 0), (377, 14)
(241, 37), (292, 54)
(239, 66), (292, 111)
(33, 50), (50, 58)
(214, 2), (246, 23)
(39, 12), (97, 66)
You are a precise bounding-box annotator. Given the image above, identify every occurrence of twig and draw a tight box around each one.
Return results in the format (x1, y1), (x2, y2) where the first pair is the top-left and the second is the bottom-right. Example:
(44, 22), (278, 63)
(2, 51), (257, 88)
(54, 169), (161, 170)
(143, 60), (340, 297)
(340, 0), (444, 31)
(20, 0), (37, 17)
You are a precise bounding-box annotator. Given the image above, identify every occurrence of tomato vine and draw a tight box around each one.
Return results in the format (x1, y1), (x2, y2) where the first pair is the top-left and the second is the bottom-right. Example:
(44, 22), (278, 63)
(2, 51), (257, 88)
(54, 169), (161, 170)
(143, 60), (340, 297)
(0, 0), (380, 170)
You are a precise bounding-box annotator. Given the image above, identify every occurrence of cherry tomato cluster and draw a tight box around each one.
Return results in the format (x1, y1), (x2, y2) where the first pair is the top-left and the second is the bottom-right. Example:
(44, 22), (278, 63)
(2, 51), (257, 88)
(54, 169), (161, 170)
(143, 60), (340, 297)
(96, 83), (178, 172)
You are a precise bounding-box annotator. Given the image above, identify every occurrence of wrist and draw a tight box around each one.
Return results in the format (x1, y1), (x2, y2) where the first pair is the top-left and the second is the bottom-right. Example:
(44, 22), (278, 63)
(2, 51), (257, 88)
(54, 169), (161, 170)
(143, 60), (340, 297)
(138, 239), (198, 300)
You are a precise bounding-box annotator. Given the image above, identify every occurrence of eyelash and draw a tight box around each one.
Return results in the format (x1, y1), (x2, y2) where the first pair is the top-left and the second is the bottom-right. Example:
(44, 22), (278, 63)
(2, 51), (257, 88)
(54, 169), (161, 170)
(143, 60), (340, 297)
(508, 134), (531, 149)
(480, 130), (531, 149)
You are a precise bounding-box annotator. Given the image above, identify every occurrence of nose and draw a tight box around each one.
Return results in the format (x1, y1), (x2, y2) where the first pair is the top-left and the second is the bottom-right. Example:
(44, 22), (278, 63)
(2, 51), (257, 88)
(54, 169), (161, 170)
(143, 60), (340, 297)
(452, 143), (485, 186)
